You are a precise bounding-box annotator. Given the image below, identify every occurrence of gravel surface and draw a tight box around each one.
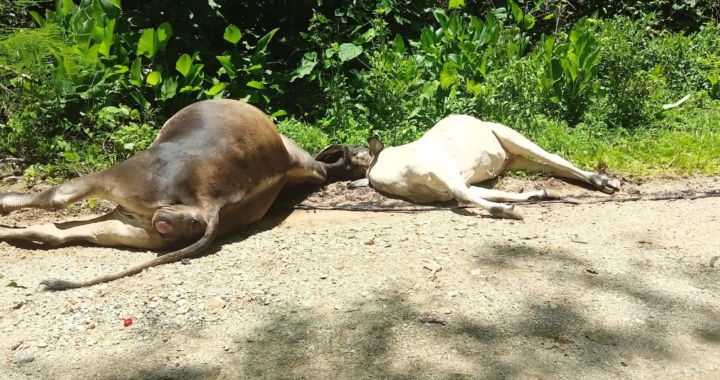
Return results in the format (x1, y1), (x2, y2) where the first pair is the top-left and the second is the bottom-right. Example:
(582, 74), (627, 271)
(1, 176), (719, 380)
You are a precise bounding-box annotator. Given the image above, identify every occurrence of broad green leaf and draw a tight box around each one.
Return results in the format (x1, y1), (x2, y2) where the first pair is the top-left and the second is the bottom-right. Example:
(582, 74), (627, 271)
(506, 42), (519, 60)
(109, 0), (122, 9)
(63, 57), (78, 75)
(157, 22), (173, 50)
(186, 63), (205, 84)
(176, 54), (192, 77)
(290, 52), (317, 82)
(98, 0), (116, 14)
(246, 81), (264, 89)
(160, 76), (178, 100)
(130, 59), (142, 86)
(420, 28), (435, 53)
(114, 65), (128, 73)
(61, 0), (73, 16)
(91, 25), (104, 44)
(137, 28), (159, 59)
(270, 110), (287, 118)
(449, 0), (465, 9)
(522, 14), (535, 30)
(393, 34), (405, 55)
(338, 43), (363, 62)
(508, 0), (523, 24)
(84, 44), (100, 60)
(447, 14), (459, 37)
(62, 151), (79, 162)
(359, 28), (377, 43)
(471, 16), (485, 42)
(146, 71), (162, 86)
(709, 75), (719, 86)
(216, 55), (237, 79)
(130, 92), (150, 111)
(29, 11), (45, 27)
(256, 28), (279, 53)
(80, 18), (96, 38)
(432, 9), (448, 30)
(479, 48), (491, 77)
(224, 24), (242, 45)
(566, 51), (579, 79)
(99, 19), (116, 57)
(421, 81), (439, 100)
(206, 83), (227, 96)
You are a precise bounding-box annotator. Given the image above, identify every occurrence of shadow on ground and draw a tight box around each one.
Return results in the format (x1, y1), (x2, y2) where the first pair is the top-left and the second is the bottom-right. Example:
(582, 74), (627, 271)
(58, 241), (720, 380)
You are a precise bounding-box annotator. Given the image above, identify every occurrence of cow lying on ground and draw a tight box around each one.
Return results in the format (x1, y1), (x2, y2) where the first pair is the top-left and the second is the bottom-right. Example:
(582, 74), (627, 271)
(342, 115), (621, 219)
(0, 99), (350, 290)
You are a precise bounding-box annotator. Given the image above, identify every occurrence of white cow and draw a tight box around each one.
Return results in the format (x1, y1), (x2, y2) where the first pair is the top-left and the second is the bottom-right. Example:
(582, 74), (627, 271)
(344, 115), (621, 219)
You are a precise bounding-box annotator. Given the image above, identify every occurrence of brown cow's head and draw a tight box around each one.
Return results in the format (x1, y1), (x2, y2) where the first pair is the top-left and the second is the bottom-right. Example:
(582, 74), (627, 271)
(315, 144), (372, 180)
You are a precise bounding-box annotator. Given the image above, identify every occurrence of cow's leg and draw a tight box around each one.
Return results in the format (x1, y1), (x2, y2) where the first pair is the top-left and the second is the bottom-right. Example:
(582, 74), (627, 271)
(490, 124), (621, 193)
(0, 174), (101, 214)
(0, 209), (164, 249)
(429, 158), (524, 219)
(468, 186), (560, 202)
(281, 135), (328, 188)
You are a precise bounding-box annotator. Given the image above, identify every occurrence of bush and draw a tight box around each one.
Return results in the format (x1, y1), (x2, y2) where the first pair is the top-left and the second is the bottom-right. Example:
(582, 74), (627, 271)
(1, 0), (719, 179)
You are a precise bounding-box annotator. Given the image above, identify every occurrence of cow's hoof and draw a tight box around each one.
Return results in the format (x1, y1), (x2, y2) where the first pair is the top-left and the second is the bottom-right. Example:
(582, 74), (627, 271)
(590, 174), (621, 194)
(541, 189), (561, 199)
(348, 178), (370, 189)
(489, 204), (524, 220)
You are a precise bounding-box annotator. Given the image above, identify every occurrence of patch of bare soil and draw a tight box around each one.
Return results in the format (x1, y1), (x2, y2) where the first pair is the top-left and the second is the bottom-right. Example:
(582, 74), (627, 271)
(1, 175), (720, 380)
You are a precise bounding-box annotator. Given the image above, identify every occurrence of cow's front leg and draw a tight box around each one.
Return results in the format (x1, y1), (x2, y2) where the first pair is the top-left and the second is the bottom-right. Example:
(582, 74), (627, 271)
(0, 174), (104, 214)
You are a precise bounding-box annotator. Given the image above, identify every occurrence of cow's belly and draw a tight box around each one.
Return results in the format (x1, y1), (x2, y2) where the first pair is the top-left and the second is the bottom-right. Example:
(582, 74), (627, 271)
(217, 173), (287, 236)
(421, 115), (508, 185)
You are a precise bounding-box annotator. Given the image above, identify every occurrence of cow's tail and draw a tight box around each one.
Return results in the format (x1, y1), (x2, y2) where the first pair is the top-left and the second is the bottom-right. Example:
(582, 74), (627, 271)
(41, 206), (221, 291)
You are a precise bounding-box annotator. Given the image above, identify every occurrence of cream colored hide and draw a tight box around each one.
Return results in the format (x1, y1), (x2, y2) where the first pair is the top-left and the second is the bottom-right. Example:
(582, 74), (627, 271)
(364, 115), (621, 219)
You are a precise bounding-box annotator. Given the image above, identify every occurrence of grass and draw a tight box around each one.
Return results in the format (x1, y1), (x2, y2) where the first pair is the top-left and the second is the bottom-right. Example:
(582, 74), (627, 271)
(527, 106), (720, 178)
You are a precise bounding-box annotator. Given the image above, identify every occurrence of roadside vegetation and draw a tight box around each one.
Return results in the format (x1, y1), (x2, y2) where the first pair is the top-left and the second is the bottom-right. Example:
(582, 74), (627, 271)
(1, 0), (719, 182)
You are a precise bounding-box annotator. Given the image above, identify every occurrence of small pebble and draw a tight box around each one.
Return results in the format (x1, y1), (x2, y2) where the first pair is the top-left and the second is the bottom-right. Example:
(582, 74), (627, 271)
(19, 353), (35, 364)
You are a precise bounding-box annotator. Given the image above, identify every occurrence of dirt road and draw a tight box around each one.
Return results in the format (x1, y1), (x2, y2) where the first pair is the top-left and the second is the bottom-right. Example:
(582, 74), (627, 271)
(1, 176), (719, 379)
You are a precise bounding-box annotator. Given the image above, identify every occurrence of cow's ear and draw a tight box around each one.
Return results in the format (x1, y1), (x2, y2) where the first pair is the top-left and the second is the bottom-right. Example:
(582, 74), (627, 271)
(368, 136), (384, 156)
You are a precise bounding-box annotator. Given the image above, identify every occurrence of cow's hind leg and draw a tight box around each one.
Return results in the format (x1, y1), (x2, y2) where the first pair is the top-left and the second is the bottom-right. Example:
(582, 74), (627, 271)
(281, 135), (329, 188)
(428, 157), (524, 219)
(0, 174), (101, 214)
(0, 209), (163, 249)
(490, 124), (621, 193)
(468, 186), (560, 202)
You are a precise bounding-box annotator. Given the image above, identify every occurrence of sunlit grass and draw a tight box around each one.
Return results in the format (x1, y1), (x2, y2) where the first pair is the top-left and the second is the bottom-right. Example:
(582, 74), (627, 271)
(527, 106), (720, 178)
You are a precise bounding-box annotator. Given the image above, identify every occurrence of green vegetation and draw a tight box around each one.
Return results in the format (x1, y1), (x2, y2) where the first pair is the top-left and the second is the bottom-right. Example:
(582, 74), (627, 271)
(1, 0), (719, 180)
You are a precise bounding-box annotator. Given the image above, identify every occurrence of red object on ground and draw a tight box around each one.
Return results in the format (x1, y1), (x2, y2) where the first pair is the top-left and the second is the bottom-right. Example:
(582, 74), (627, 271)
(124, 318), (133, 327)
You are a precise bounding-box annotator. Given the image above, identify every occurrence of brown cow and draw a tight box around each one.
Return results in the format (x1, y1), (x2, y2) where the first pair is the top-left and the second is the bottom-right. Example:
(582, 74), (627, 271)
(0, 99), (349, 290)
